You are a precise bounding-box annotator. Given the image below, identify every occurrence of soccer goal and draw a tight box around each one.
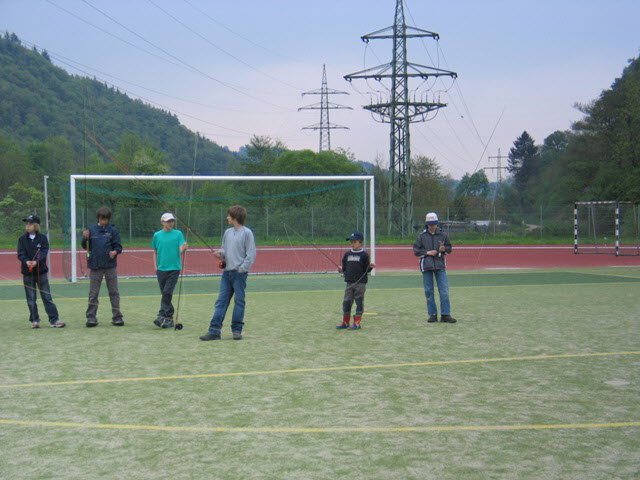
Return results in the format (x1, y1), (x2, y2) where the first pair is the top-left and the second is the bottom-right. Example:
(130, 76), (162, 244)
(574, 201), (640, 256)
(64, 175), (375, 282)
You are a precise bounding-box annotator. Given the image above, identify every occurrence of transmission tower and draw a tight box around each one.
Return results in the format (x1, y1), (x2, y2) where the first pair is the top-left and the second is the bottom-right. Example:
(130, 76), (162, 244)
(485, 148), (509, 184)
(299, 64), (351, 152)
(345, 0), (456, 235)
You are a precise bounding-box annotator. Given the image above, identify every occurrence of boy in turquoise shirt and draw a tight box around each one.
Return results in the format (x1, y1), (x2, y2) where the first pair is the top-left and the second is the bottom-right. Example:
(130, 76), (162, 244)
(151, 212), (187, 328)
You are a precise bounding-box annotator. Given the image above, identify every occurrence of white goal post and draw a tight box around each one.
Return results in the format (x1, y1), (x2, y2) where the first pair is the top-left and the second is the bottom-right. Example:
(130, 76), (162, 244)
(69, 174), (376, 282)
(574, 201), (639, 256)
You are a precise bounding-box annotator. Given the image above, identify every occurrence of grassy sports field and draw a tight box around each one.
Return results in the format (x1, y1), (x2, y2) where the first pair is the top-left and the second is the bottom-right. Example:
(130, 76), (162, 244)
(1, 267), (639, 479)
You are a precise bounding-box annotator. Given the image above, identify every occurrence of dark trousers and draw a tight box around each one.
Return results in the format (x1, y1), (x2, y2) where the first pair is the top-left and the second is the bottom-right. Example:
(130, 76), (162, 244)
(343, 282), (366, 315)
(86, 267), (123, 322)
(156, 270), (180, 321)
(23, 273), (59, 324)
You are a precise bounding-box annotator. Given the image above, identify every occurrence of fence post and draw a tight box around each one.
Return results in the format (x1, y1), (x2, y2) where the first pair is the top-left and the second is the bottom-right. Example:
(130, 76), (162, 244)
(540, 205), (543, 238)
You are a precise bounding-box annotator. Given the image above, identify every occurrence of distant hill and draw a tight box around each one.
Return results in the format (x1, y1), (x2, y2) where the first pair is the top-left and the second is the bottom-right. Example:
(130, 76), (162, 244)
(0, 32), (236, 175)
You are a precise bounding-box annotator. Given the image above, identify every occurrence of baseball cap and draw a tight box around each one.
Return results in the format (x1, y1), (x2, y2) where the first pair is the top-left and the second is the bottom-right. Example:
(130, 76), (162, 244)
(22, 214), (41, 224)
(161, 212), (175, 222)
(346, 231), (364, 241)
(425, 212), (439, 225)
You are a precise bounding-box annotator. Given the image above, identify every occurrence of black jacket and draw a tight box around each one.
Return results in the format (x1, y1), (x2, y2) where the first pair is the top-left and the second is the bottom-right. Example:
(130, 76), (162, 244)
(341, 248), (372, 284)
(17, 231), (50, 276)
(413, 227), (452, 272)
(81, 223), (123, 270)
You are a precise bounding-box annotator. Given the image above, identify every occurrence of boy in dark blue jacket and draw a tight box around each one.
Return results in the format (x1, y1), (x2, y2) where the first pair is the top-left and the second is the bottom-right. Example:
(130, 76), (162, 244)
(81, 207), (124, 327)
(17, 215), (64, 328)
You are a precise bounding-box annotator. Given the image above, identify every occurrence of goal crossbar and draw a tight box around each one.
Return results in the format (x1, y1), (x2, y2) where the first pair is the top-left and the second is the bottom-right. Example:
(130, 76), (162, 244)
(69, 174), (376, 282)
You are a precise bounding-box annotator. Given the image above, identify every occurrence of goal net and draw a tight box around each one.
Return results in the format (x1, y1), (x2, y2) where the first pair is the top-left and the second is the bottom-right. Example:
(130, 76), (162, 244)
(574, 201), (640, 256)
(62, 175), (375, 282)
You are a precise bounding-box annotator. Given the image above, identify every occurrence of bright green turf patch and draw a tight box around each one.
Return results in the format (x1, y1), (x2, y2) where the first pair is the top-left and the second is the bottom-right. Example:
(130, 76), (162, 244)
(1, 267), (639, 301)
(0, 267), (638, 479)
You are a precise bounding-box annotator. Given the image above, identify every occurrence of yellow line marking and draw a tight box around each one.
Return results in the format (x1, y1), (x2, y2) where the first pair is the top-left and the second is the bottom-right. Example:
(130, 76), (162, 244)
(2, 351), (638, 389)
(0, 418), (638, 433)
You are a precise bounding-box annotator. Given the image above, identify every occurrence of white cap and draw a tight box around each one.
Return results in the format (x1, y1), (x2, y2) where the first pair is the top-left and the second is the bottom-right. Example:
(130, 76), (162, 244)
(425, 212), (439, 225)
(161, 212), (175, 222)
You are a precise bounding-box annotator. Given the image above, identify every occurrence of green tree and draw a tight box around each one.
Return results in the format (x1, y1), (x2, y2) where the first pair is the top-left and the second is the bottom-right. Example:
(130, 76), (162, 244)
(0, 135), (27, 198)
(508, 131), (539, 190)
(452, 170), (490, 220)
(411, 155), (453, 212)
(0, 183), (45, 234)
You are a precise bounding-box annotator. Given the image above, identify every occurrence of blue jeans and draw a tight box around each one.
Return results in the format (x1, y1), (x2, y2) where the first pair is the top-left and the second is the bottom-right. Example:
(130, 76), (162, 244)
(23, 273), (59, 324)
(208, 271), (248, 334)
(422, 270), (450, 316)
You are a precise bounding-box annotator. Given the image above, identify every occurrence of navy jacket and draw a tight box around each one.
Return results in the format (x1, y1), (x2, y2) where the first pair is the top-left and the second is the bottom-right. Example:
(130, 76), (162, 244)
(17, 231), (50, 276)
(81, 223), (123, 270)
(341, 248), (372, 284)
(413, 227), (452, 272)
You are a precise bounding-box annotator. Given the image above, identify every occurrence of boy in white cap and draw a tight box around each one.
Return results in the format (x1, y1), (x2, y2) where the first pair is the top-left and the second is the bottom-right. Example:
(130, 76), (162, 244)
(151, 212), (187, 328)
(413, 212), (457, 323)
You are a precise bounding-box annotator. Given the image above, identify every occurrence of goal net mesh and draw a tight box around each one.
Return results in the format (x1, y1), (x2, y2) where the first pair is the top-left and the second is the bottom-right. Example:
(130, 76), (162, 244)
(62, 177), (373, 280)
(574, 201), (639, 255)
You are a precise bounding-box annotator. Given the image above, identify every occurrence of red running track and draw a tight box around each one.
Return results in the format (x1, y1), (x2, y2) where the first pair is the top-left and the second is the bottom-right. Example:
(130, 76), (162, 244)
(1, 245), (638, 281)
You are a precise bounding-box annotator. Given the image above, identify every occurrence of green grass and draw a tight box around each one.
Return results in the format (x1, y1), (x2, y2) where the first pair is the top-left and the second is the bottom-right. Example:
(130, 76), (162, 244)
(1, 268), (639, 479)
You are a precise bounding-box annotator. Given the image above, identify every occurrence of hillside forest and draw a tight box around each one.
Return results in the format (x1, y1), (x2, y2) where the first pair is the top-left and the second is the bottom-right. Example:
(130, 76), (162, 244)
(0, 33), (638, 240)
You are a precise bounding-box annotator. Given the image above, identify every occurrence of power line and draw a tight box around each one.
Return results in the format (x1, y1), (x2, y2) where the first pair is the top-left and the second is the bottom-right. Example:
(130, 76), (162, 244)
(79, 0), (289, 110)
(147, 0), (303, 92)
(181, 0), (301, 64)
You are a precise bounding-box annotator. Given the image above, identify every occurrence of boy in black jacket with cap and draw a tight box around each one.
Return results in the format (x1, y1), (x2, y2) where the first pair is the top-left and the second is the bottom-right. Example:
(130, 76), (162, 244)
(17, 215), (64, 328)
(336, 231), (375, 330)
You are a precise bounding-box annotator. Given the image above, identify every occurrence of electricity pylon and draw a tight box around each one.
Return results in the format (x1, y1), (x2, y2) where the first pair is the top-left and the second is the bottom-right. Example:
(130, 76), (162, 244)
(299, 64), (351, 152)
(485, 149), (509, 184)
(345, 0), (456, 236)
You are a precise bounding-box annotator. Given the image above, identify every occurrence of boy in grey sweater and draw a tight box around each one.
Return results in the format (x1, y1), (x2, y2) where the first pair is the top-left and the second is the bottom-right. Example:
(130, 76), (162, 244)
(200, 206), (256, 341)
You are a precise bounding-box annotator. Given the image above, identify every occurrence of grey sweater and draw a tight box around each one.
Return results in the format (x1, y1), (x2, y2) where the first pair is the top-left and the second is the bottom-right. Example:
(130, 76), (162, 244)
(220, 226), (256, 273)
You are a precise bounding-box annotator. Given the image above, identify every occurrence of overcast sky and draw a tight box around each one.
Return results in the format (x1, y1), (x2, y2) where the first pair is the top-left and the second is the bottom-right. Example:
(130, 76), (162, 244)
(1, 0), (638, 179)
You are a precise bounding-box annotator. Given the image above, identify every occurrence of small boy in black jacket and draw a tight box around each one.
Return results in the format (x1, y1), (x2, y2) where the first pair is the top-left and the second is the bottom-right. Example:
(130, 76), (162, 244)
(336, 232), (375, 330)
(81, 206), (124, 327)
(17, 215), (64, 328)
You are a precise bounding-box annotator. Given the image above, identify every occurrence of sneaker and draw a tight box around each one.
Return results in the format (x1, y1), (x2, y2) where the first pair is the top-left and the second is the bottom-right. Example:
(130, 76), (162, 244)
(427, 314), (438, 323)
(161, 320), (174, 329)
(112, 318), (125, 326)
(441, 315), (457, 324)
(348, 324), (361, 330)
(200, 333), (221, 341)
(86, 319), (98, 328)
(153, 318), (162, 327)
(31, 321), (40, 329)
(232, 332), (242, 340)
(336, 323), (349, 329)
(50, 321), (66, 328)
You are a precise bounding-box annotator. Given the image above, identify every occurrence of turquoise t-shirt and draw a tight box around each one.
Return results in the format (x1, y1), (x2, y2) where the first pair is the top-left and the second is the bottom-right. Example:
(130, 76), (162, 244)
(152, 229), (185, 271)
